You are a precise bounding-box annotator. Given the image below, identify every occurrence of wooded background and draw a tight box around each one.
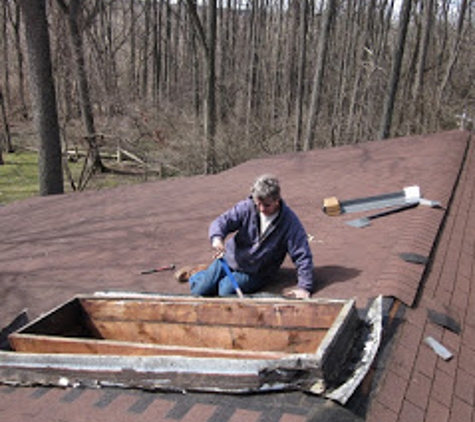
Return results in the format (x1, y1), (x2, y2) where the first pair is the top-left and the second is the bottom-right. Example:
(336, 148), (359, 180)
(1, 0), (474, 193)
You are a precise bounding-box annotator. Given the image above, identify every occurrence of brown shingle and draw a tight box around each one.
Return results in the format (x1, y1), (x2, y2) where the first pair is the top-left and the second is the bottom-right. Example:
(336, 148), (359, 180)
(367, 131), (475, 422)
(1, 130), (474, 422)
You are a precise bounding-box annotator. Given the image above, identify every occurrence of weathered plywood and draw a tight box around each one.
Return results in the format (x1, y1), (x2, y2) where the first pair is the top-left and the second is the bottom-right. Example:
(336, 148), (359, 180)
(88, 320), (327, 354)
(79, 297), (339, 354)
(8, 333), (289, 359)
(9, 295), (354, 360)
(80, 298), (343, 330)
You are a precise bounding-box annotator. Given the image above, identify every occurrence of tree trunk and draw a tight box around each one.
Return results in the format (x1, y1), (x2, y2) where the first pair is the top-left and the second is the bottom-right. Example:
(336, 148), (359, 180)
(184, 0), (217, 174)
(0, 87), (13, 153)
(412, 0), (434, 99)
(269, 0), (284, 126)
(245, 0), (260, 146)
(57, 0), (104, 187)
(378, 0), (413, 140)
(0, 87), (4, 163)
(11, 1), (28, 119)
(303, 0), (337, 151)
(151, 0), (162, 106)
(283, 1), (299, 120)
(19, 0), (64, 195)
(191, 29), (201, 121)
(204, 0), (217, 174)
(293, 0), (308, 151)
(163, 0), (174, 101)
(141, 0), (151, 99)
(405, 0), (433, 131)
(437, 0), (469, 104)
(1, 0), (10, 110)
(129, 0), (137, 100)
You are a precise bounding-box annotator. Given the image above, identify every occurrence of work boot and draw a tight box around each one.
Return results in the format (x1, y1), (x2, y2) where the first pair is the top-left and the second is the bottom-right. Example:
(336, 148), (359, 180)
(175, 264), (208, 283)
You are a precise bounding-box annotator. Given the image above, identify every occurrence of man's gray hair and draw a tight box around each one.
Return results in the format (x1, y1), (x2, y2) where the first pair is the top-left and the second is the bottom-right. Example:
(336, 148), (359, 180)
(251, 174), (281, 200)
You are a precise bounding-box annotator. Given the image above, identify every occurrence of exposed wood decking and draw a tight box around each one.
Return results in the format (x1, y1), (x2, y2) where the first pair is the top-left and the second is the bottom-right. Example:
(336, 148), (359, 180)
(8, 295), (355, 359)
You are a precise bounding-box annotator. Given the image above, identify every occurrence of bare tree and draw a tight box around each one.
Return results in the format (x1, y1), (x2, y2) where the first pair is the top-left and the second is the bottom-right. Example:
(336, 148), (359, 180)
(1, 0), (473, 185)
(294, 0), (309, 151)
(268, 0), (286, 125)
(281, 1), (299, 122)
(244, 0), (261, 145)
(437, 0), (470, 105)
(379, 0), (413, 139)
(151, 0), (162, 106)
(1, 0), (10, 110)
(184, 0), (218, 174)
(304, 0), (338, 150)
(141, 0), (151, 98)
(9, 0), (28, 119)
(0, 86), (13, 153)
(56, 0), (105, 189)
(19, 0), (64, 195)
(0, 87), (4, 164)
(412, 0), (434, 100)
(129, 0), (138, 100)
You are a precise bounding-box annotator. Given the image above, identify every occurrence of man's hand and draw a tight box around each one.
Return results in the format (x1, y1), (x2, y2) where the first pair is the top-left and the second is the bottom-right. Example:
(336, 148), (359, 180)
(282, 286), (311, 299)
(211, 237), (225, 259)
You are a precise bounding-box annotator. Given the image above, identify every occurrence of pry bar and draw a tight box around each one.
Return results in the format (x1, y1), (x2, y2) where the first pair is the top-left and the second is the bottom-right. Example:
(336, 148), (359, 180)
(141, 264), (175, 275)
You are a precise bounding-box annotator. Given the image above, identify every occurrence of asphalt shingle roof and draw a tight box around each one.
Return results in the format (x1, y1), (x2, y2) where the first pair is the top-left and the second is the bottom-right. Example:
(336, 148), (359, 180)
(366, 131), (475, 422)
(0, 129), (473, 421)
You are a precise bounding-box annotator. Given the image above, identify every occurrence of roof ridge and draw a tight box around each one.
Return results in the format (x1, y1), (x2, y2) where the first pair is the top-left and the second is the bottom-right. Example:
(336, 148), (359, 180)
(375, 132), (472, 307)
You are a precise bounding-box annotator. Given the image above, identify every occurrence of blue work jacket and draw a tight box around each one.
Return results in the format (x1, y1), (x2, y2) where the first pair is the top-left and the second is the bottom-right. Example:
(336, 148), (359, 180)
(209, 197), (314, 293)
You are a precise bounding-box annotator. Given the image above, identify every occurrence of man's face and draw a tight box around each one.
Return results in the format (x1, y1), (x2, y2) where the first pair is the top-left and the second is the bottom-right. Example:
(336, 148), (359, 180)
(255, 196), (280, 216)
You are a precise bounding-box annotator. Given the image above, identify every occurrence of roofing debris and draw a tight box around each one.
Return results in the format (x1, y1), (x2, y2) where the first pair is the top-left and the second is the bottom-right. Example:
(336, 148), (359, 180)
(398, 252), (428, 265)
(424, 336), (453, 361)
(323, 185), (442, 229)
(427, 308), (461, 334)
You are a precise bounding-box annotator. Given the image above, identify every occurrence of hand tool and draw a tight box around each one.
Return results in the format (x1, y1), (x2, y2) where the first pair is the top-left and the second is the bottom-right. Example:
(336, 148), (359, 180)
(218, 258), (244, 298)
(141, 264), (175, 275)
(345, 201), (419, 228)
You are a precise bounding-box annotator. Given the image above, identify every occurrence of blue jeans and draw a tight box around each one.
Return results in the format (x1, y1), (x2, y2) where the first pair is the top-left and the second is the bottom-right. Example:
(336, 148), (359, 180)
(189, 259), (263, 296)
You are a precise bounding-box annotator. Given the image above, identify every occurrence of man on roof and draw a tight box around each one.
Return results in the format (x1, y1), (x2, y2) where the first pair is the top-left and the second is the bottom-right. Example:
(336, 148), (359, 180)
(176, 174), (314, 299)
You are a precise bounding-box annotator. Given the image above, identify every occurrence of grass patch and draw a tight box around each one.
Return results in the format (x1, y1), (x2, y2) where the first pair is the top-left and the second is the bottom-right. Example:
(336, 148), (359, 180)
(0, 150), (39, 204)
(0, 149), (159, 205)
